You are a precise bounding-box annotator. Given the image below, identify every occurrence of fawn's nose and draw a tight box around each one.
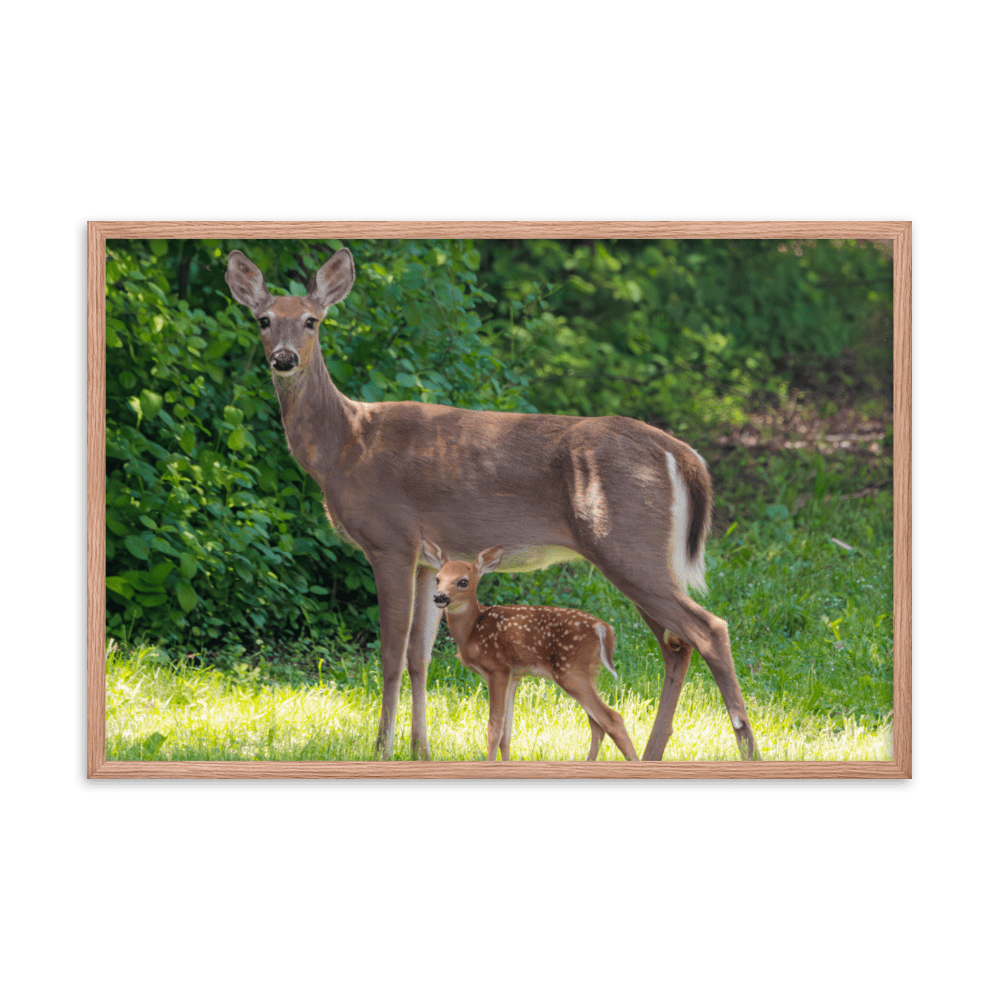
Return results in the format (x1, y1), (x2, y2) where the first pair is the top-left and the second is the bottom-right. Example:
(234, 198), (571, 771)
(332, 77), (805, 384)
(270, 349), (299, 372)
(433, 591), (450, 608)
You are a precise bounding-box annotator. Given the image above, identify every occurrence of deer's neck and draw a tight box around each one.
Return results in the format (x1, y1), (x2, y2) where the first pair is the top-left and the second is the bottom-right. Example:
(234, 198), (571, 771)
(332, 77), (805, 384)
(444, 599), (488, 650)
(272, 346), (357, 481)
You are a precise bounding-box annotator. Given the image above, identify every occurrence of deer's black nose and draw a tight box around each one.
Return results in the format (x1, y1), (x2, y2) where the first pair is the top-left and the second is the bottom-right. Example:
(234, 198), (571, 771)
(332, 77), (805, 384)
(433, 592), (450, 608)
(270, 349), (299, 372)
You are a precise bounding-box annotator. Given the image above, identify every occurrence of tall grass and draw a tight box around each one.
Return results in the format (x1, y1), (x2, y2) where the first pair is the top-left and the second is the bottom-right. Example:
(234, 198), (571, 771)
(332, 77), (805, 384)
(106, 485), (893, 763)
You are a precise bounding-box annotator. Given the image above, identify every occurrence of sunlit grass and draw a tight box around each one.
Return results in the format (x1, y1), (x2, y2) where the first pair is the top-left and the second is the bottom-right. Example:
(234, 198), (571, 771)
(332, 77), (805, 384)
(107, 487), (894, 763)
(107, 651), (891, 764)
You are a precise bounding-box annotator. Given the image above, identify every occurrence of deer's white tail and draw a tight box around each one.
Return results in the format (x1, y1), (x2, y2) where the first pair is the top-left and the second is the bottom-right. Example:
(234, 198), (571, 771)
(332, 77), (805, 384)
(595, 624), (617, 679)
(665, 450), (711, 594)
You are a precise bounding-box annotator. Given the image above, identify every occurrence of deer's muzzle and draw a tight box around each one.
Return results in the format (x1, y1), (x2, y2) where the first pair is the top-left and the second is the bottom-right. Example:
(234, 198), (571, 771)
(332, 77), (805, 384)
(270, 349), (299, 372)
(433, 592), (450, 608)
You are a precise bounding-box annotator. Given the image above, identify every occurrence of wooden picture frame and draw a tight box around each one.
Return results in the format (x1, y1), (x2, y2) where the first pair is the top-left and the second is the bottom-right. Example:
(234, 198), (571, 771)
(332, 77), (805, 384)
(88, 221), (911, 779)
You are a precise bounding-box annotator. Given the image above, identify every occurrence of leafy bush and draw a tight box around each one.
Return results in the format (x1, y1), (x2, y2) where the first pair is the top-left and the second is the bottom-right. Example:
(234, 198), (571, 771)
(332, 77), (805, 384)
(105, 238), (534, 652)
(476, 238), (892, 438)
(106, 236), (891, 657)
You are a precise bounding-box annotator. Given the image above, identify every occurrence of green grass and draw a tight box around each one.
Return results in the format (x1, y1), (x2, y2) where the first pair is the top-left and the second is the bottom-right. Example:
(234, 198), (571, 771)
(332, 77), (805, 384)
(106, 485), (894, 763)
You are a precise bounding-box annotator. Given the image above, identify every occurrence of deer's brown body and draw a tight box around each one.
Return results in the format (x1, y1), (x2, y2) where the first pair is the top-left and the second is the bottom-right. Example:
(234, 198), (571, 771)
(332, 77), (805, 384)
(424, 543), (639, 761)
(225, 247), (757, 762)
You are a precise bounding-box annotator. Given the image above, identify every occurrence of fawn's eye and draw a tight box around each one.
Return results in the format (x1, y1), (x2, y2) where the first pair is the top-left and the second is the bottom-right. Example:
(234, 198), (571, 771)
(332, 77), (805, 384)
(458, 579), (468, 588)
(258, 316), (270, 329)
(305, 318), (316, 329)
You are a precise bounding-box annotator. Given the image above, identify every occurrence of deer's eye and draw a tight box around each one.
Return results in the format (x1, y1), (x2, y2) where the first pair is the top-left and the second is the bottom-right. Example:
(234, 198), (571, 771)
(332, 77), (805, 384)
(305, 318), (316, 329)
(258, 316), (270, 329)
(458, 579), (468, 588)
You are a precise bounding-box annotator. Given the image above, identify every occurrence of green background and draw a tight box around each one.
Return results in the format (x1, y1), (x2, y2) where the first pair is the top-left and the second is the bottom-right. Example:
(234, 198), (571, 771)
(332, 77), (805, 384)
(9, 2), (976, 997)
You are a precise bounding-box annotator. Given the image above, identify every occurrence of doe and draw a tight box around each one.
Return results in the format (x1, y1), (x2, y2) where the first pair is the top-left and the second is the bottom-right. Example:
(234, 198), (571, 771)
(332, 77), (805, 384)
(225, 246), (756, 762)
(423, 541), (640, 762)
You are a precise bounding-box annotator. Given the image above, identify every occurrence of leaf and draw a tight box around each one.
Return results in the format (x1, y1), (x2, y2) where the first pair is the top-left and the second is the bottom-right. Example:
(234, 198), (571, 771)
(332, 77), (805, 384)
(106, 512), (130, 537)
(149, 561), (175, 584)
(227, 427), (247, 451)
(180, 429), (196, 454)
(328, 359), (353, 381)
(204, 337), (234, 360)
(395, 372), (418, 388)
(136, 592), (170, 607)
(124, 535), (150, 560)
(179, 553), (198, 579)
(149, 240), (169, 257)
(105, 576), (135, 599)
(175, 580), (198, 612)
(224, 405), (244, 426)
(139, 389), (163, 421)
(151, 537), (181, 557)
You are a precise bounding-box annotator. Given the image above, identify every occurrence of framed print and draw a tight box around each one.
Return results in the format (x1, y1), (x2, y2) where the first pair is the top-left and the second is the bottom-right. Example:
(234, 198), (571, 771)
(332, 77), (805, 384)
(88, 222), (911, 778)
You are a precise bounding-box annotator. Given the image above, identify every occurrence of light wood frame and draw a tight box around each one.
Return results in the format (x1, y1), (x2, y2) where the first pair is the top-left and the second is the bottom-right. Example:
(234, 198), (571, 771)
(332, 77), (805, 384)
(88, 222), (911, 779)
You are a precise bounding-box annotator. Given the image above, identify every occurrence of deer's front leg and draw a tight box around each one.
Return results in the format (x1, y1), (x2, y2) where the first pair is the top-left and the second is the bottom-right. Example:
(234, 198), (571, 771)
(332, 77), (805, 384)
(486, 671), (512, 762)
(368, 552), (418, 760)
(406, 564), (442, 760)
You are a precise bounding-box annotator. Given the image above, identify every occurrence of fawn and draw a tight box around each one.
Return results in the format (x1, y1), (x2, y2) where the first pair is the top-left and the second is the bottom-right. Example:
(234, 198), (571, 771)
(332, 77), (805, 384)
(422, 541), (640, 762)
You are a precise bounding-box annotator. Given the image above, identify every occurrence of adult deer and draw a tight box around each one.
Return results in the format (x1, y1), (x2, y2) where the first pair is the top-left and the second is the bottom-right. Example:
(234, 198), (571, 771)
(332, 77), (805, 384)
(423, 542), (640, 762)
(225, 246), (756, 761)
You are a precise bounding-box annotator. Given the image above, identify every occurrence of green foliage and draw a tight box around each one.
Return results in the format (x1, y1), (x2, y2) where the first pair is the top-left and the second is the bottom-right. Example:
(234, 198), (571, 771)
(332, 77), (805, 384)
(106, 236), (891, 661)
(105, 238), (533, 651)
(476, 238), (892, 438)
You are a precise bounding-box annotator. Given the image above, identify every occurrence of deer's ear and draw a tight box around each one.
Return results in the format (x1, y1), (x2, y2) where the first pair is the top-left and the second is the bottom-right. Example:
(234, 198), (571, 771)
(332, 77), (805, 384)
(421, 539), (446, 569)
(475, 546), (503, 576)
(308, 248), (355, 309)
(225, 251), (273, 312)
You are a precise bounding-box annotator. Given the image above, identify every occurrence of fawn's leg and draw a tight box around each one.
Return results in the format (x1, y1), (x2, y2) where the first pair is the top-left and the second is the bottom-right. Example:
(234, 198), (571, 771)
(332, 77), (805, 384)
(560, 674), (639, 761)
(499, 676), (520, 761)
(486, 671), (512, 762)
(586, 716), (606, 761)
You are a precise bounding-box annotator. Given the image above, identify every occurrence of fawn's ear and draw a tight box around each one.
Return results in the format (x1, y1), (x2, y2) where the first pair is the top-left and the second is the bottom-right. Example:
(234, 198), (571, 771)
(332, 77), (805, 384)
(421, 539), (447, 569)
(226, 251), (273, 312)
(308, 248), (355, 309)
(474, 546), (503, 576)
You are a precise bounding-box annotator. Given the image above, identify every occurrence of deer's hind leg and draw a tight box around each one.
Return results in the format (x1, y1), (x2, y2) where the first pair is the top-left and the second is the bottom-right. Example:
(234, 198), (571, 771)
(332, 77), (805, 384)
(634, 607), (693, 762)
(609, 571), (756, 760)
(588, 530), (756, 760)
